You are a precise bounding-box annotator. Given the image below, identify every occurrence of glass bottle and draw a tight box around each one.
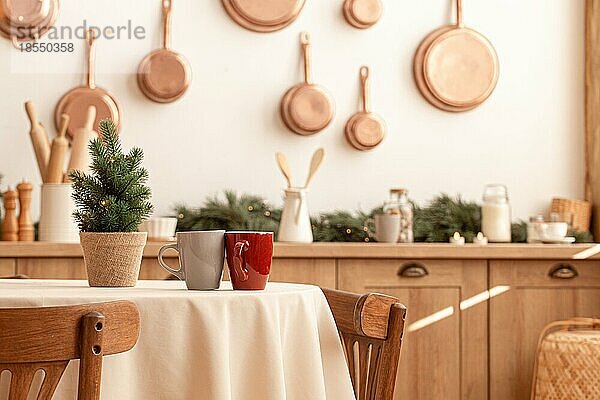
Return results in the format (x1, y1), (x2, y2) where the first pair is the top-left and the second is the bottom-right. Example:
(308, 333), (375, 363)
(481, 184), (512, 242)
(383, 189), (413, 243)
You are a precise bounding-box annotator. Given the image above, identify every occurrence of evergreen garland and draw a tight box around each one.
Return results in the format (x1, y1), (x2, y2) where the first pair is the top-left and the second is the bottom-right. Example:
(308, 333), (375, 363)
(70, 120), (153, 232)
(413, 194), (481, 242)
(175, 191), (280, 233)
(173, 191), (593, 243)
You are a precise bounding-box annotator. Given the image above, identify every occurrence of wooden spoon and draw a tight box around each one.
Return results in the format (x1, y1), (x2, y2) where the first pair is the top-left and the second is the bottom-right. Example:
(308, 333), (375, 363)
(275, 152), (293, 188)
(304, 148), (325, 188)
(45, 114), (70, 184)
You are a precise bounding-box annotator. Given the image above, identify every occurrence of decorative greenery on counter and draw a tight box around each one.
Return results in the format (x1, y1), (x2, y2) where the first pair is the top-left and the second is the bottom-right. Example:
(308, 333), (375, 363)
(70, 120), (153, 232)
(413, 194), (481, 242)
(174, 191), (593, 243)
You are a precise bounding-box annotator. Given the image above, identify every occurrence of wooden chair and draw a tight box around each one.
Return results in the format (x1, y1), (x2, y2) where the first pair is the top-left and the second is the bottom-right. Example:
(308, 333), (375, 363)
(0, 301), (140, 400)
(322, 288), (407, 400)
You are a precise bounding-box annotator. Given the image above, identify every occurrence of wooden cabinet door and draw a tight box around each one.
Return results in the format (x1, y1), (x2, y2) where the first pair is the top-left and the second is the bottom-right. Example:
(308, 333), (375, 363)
(223, 258), (336, 289)
(16, 258), (86, 279)
(490, 260), (600, 400)
(0, 259), (16, 277)
(339, 259), (488, 400)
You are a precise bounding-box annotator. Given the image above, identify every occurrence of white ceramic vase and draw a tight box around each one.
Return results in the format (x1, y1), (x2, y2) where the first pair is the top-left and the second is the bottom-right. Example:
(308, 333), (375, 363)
(278, 188), (313, 243)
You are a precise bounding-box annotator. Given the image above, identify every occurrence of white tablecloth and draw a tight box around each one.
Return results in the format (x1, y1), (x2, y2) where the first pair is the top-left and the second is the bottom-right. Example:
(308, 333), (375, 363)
(0, 280), (355, 400)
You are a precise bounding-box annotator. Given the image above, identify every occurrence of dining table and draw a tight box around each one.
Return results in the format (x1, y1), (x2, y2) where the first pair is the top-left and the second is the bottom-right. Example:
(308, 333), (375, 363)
(0, 279), (356, 400)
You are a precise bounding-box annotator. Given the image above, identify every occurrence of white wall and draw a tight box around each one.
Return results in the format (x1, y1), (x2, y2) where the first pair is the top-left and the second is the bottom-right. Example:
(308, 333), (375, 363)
(0, 0), (585, 221)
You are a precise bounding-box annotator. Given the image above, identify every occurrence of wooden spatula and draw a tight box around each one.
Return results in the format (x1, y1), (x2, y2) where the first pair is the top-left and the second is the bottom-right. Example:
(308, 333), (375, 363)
(304, 148), (325, 188)
(276, 152), (293, 188)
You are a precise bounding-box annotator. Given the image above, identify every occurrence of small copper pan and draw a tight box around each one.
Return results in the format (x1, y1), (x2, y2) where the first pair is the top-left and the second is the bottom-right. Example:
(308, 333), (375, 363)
(55, 29), (122, 139)
(138, 0), (190, 103)
(0, 0), (58, 44)
(222, 0), (305, 33)
(343, 0), (383, 29)
(280, 32), (334, 136)
(345, 66), (386, 151)
(422, 0), (499, 109)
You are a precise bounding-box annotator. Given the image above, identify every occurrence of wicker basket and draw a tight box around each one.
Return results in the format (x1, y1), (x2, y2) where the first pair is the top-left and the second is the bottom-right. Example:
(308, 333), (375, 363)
(550, 198), (591, 232)
(531, 318), (600, 400)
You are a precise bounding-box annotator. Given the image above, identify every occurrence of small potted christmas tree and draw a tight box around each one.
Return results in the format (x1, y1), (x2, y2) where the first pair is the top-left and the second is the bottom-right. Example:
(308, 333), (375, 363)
(70, 119), (153, 287)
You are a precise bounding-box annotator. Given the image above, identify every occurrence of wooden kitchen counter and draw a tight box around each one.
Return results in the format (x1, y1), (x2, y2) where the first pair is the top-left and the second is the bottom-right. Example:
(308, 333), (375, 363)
(1, 241), (599, 400)
(1, 241), (599, 260)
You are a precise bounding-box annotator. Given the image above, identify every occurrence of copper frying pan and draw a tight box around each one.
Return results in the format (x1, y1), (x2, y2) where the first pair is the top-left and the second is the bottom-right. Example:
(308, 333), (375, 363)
(222, 0), (305, 33)
(280, 32), (334, 136)
(343, 0), (383, 29)
(423, 0), (499, 108)
(345, 66), (386, 151)
(138, 0), (190, 103)
(0, 0), (58, 43)
(413, 25), (478, 112)
(55, 29), (122, 139)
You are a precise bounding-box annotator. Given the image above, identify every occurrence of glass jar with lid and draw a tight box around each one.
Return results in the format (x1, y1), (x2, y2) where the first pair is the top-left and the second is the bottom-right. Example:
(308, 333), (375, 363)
(383, 188), (414, 243)
(481, 184), (512, 242)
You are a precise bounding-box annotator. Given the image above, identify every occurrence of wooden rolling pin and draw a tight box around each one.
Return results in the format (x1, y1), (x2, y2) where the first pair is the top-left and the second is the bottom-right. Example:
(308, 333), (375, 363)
(45, 114), (70, 184)
(25, 101), (51, 181)
(1, 188), (18, 241)
(17, 180), (34, 241)
(64, 106), (98, 182)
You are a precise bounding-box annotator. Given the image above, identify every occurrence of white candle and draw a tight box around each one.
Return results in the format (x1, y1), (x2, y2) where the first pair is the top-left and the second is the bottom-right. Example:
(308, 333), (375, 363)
(449, 232), (465, 245)
(472, 232), (489, 245)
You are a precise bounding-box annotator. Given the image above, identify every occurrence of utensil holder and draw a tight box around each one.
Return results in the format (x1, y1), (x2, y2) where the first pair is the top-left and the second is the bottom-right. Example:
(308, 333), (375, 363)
(38, 183), (79, 242)
(278, 188), (313, 243)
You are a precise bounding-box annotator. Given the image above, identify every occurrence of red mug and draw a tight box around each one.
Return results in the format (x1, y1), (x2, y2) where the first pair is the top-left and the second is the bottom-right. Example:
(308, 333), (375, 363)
(225, 231), (273, 290)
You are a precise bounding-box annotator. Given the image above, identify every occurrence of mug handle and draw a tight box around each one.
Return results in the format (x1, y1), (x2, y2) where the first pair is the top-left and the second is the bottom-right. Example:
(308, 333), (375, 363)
(158, 243), (186, 281)
(232, 240), (250, 282)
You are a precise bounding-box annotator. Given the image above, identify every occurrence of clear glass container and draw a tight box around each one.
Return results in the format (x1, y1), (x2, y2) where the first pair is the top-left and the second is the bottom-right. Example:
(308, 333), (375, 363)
(481, 184), (512, 242)
(383, 189), (413, 243)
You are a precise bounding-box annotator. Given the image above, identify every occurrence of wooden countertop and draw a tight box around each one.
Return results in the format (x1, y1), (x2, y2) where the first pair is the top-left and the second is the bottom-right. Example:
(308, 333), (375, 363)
(1, 242), (600, 260)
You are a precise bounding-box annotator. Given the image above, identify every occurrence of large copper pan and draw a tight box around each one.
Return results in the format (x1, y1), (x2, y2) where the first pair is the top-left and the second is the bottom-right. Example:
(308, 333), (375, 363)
(414, 0), (498, 112)
(55, 30), (122, 138)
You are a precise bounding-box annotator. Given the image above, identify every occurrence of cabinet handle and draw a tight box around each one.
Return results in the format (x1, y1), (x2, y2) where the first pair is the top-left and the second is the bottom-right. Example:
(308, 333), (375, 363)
(549, 264), (579, 280)
(398, 262), (429, 278)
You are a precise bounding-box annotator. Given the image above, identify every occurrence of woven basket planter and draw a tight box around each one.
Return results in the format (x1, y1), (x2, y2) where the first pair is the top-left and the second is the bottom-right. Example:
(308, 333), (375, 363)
(80, 232), (147, 287)
(531, 318), (600, 400)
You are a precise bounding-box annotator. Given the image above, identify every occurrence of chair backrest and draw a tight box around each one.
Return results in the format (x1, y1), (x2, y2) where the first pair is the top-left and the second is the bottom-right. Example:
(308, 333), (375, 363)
(0, 301), (140, 400)
(322, 288), (407, 400)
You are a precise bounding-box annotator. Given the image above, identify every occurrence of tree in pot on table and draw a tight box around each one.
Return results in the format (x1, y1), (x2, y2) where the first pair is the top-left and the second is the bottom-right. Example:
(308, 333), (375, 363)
(70, 119), (153, 287)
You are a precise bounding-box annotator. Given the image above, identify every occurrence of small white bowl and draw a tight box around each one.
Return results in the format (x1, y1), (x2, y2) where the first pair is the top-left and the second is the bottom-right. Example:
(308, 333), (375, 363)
(139, 217), (178, 241)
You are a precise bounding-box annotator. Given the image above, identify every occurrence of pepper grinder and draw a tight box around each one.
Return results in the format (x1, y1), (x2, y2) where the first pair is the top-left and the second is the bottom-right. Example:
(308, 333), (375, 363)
(17, 180), (34, 241)
(2, 188), (19, 241)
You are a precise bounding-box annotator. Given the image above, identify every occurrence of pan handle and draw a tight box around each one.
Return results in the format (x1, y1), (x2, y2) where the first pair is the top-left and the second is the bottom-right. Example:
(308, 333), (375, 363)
(85, 29), (96, 89)
(300, 32), (312, 84)
(162, 0), (172, 50)
(360, 66), (371, 113)
(456, 0), (463, 28)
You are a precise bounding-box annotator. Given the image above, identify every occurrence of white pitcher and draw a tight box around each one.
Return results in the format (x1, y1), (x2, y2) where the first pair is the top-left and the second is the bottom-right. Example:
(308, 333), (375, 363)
(278, 188), (313, 243)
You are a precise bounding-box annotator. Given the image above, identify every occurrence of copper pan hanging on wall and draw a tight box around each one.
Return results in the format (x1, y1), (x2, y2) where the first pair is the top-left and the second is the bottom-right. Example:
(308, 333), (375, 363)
(280, 32), (334, 136)
(345, 66), (386, 151)
(0, 0), (59, 44)
(222, 0), (305, 33)
(138, 0), (191, 103)
(55, 29), (122, 139)
(343, 0), (383, 29)
(414, 0), (499, 112)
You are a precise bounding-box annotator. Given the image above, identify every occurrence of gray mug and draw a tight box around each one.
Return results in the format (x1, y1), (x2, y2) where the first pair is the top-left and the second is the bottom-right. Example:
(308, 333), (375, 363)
(158, 230), (225, 290)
